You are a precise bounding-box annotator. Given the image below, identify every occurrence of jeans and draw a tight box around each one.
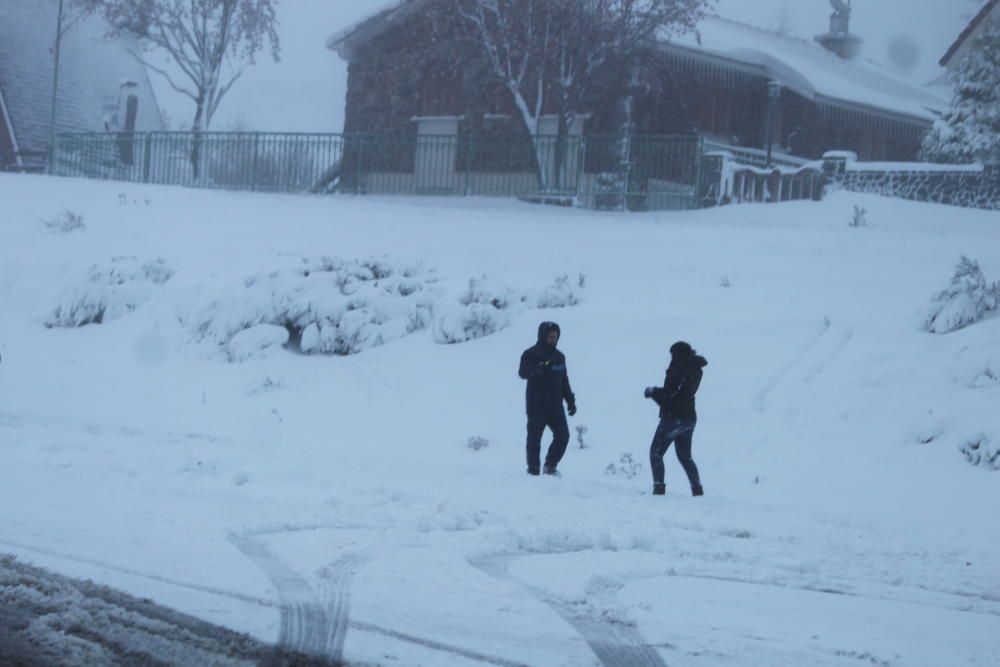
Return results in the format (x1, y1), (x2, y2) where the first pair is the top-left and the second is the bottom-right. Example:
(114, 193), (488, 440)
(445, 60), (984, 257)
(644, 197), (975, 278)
(649, 417), (701, 489)
(526, 410), (570, 471)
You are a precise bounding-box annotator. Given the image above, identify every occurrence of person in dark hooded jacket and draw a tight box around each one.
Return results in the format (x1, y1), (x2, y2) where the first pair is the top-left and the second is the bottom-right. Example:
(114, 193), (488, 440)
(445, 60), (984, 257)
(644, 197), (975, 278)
(645, 341), (707, 496)
(519, 322), (576, 476)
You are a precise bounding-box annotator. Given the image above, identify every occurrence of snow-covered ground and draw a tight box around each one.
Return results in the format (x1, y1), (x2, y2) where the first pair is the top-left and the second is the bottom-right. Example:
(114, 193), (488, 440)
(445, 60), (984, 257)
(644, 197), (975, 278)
(1, 173), (998, 666)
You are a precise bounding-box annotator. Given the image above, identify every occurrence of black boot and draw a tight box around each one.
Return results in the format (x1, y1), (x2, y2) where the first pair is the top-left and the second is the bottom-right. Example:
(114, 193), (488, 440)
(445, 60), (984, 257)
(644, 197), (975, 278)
(652, 483), (666, 496)
(692, 485), (704, 497)
(543, 465), (560, 477)
(527, 466), (540, 476)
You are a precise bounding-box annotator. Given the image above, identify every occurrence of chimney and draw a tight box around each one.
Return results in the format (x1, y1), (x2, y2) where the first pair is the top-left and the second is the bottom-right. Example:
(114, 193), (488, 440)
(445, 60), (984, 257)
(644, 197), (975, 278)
(815, 0), (863, 59)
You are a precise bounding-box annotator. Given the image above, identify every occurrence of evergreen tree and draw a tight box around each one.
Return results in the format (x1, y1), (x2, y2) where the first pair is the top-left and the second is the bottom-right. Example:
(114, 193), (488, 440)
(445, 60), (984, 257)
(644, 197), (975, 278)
(921, 20), (1000, 164)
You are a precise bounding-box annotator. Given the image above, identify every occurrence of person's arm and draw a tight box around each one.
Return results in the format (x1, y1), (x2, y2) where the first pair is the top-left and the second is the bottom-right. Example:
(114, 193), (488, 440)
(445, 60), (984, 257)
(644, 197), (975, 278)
(563, 361), (576, 415)
(519, 349), (547, 380)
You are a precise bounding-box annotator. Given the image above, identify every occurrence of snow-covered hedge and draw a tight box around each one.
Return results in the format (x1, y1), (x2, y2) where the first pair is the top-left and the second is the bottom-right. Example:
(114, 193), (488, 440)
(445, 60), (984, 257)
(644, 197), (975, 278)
(190, 256), (439, 358)
(46, 257), (174, 328)
(924, 257), (1000, 334)
(434, 274), (583, 344)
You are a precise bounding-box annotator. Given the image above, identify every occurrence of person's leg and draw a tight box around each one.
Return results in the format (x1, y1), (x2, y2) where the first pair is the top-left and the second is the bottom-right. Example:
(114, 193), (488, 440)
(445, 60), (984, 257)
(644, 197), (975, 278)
(673, 425), (702, 494)
(543, 410), (570, 472)
(526, 413), (546, 475)
(649, 419), (674, 489)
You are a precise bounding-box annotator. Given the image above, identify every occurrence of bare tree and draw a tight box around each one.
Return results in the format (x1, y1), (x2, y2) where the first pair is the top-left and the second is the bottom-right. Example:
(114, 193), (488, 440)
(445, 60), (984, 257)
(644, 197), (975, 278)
(448, 0), (710, 190)
(77, 0), (280, 176)
(771, 1), (794, 36)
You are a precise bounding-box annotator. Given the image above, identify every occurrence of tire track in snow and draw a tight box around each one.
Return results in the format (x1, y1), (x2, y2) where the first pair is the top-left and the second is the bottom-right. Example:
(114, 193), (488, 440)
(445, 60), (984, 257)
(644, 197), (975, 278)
(471, 554), (669, 667)
(233, 533), (530, 667)
(230, 533), (352, 662)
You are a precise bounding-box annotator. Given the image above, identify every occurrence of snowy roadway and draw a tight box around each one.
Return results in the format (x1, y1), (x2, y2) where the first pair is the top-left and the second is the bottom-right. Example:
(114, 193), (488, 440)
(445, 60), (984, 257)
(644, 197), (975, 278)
(1, 175), (999, 665)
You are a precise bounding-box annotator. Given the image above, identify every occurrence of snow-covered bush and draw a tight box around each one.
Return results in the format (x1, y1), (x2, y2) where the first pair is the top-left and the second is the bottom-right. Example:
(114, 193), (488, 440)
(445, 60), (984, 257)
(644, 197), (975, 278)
(433, 277), (523, 344)
(45, 257), (174, 328)
(466, 436), (490, 451)
(227, 324), (289, 362)
(535, 274), (581, 308)
(434, 275), (583, 344)
(605, 452), (642, 479)
(190, 256), (439, 359)
(41, 209), (85, 233)
(849, 205), (868, 228)
(576, 425), (589, 450)
(959, 435), (999, 471)
(924, 257), (1000, 334)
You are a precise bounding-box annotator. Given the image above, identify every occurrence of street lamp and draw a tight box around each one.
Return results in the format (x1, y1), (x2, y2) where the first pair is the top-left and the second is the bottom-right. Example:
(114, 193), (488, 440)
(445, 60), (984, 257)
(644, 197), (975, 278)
(765, 80), (782, 168)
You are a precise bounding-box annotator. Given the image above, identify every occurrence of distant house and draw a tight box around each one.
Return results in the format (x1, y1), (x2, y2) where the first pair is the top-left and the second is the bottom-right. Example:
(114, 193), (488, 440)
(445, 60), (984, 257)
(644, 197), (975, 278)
(0, 0), (163, 171)
(329, 0), (945, 163)
(940, 0), (1000, 70)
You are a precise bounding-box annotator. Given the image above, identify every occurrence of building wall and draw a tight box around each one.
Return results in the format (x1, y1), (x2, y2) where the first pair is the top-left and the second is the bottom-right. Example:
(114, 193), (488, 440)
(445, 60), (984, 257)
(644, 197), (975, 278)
(0, 0), (164, 154)
(944, 2), (1000, 70)
(340, 13), (930, 161)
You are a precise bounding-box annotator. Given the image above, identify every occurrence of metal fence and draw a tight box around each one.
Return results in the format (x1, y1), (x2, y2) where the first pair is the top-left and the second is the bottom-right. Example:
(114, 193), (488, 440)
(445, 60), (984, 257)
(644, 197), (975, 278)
(51, 131), (704, 211)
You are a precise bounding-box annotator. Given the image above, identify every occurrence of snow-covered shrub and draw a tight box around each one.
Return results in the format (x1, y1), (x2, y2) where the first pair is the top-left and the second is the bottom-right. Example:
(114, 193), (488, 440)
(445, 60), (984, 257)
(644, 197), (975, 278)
(576, 425), (589, 450)
(849, 205), (868, 228)
(227, 324), (289, 362)
(959, 435), (999, 471)
(41, 209), (85, 233)
(433, 277), (525, 344)
(605, 453), (642, 479)
(466, 436), (490, 451)
(719, 275), (731, 288)
(46, 257), (174, 328)
(535, 274), (581, 308)
(191, 256), (438, 359)
(924, 256), (1000, 333)
(434, 275), (583, 344)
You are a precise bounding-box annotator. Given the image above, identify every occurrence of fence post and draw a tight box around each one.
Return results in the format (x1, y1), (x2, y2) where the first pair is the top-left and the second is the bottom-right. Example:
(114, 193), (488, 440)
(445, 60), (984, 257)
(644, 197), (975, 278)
(464, 133), (472, 197)
(693, 135), (705, 209)
(251, 133), (260, 192)
(142, 133), (152, 183)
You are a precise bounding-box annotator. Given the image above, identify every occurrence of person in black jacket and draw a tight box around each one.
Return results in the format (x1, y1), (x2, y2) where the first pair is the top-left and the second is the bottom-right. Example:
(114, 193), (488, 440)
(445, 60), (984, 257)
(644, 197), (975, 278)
(519, 322), (577, 476)
(645, 341), (707, 496)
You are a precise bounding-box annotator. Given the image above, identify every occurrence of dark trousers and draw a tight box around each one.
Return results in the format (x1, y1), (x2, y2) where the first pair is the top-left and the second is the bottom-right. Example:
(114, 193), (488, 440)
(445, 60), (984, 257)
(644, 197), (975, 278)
(650, 417), (701, 489)
(526, 409), (570, 471)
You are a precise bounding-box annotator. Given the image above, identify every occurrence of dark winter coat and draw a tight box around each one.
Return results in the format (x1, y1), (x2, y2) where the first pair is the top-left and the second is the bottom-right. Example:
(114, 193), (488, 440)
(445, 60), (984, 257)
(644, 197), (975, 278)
(650, 352), (707, 421)
(519, 322), (576, 416)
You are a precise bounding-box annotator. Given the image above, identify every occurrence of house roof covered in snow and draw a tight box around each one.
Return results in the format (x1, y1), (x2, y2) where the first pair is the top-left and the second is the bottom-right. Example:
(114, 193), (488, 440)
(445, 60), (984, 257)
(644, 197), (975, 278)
(328, 4), (946, 125)
(0, 0), (164, 156)
(663, 17), (946, 124)
(327, 0), (422, 60)
(940, 0), (1000, 68)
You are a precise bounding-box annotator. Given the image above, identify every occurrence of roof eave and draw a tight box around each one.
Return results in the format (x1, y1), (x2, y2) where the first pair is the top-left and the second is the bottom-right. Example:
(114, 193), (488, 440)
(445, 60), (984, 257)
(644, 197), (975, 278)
(940, 0), (999, 66)
(327, 0), (430, 61)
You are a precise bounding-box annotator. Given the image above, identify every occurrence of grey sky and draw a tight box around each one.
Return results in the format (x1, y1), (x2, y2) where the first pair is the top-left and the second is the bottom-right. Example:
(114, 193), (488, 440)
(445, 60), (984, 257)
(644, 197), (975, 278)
(153, 0), (978, 133)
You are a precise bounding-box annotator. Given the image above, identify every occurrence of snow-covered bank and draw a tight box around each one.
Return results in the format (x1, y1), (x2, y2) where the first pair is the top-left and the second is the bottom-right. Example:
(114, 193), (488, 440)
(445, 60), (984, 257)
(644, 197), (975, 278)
(1, 174), (998, 666)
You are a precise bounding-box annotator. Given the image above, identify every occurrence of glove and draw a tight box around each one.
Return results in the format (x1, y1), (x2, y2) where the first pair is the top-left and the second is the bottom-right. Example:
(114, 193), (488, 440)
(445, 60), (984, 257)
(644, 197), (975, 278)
(644, 387), (656, 399)
(567, 403), (577, 417)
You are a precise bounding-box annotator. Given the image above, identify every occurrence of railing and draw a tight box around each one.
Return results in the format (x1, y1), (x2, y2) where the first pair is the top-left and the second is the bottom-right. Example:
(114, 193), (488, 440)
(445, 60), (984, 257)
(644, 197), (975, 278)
(703, 140), (811, 169)
(0, 149), (47, 173)
(51, 131), (704, 211)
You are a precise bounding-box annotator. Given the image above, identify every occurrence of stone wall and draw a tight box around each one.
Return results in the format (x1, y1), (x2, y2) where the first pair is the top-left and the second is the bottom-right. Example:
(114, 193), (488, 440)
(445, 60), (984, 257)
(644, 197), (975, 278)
(822, 153), (1000, 211)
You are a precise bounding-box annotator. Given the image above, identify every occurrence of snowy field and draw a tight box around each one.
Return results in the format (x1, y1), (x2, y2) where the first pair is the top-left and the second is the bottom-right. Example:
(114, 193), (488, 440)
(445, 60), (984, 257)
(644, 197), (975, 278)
(1, 173), (998, 666)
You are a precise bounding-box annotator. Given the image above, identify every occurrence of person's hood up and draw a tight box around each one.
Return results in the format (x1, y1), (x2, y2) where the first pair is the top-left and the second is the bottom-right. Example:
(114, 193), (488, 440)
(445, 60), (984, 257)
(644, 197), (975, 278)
(537, 321), (561, 345)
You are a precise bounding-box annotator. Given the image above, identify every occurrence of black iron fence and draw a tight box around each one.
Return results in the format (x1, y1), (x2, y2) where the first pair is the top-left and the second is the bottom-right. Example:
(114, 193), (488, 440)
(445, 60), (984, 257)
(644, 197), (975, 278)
(51, 131), (705, 211)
